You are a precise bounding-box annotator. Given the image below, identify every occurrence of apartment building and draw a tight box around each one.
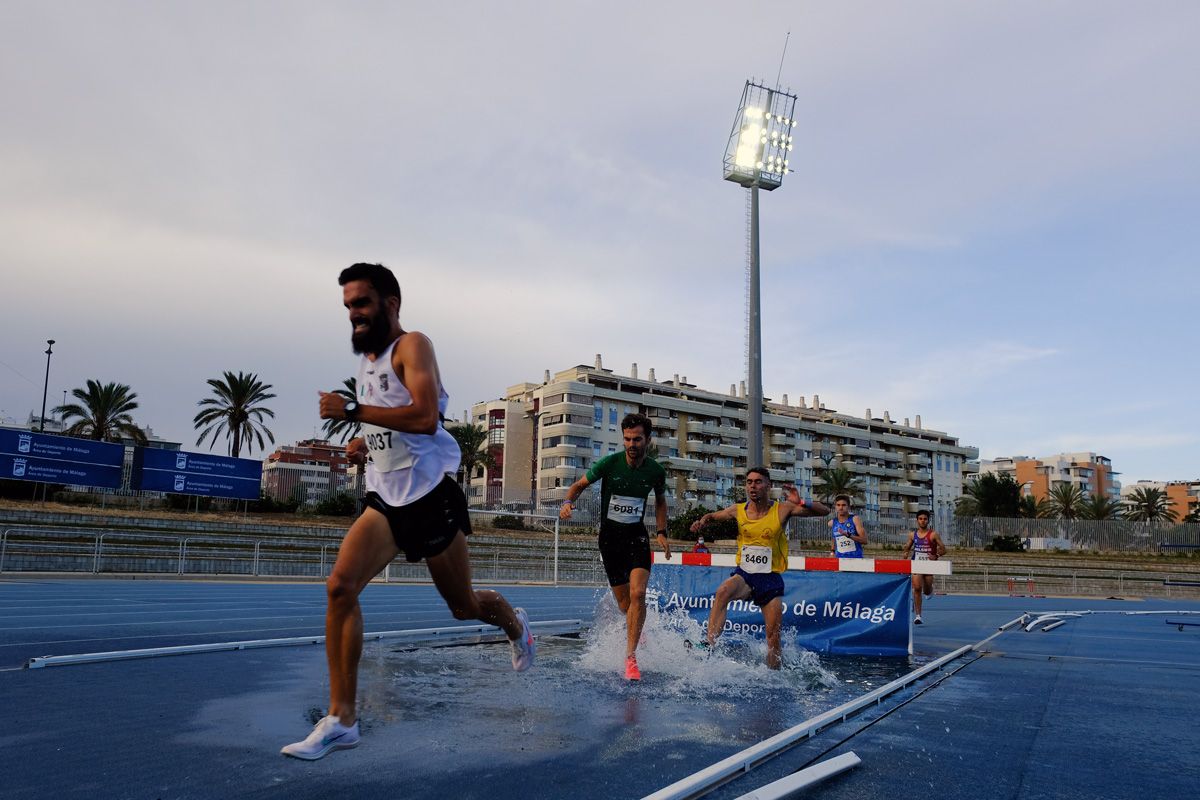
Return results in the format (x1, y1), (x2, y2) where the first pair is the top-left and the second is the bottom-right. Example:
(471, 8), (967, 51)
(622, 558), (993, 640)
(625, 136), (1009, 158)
(467, 356), (978, 525)
(261, 438), (352, 504)
(980, 453), (1122, 500)
(1121, 479), (1199, 521)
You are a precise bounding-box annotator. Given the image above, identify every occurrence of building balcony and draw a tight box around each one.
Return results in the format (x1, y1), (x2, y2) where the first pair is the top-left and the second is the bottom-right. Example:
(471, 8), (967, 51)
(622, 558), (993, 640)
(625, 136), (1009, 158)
(904, 501), (925, 514)
(905, 469), (931, 481)
(770, 434), (791, 447)
(539, 421), (593, 437)
(769, 449), (793, 464)
(884, 482), (928, 497)
(666, 457), (704, 472)
(882, 467), (907, 479)
(718, 443), (744, 457)
(767, 468), (790, 482)
(905, 453), (931, 467)
(539, 444), (588, 458)
(878, 499), (904, 510)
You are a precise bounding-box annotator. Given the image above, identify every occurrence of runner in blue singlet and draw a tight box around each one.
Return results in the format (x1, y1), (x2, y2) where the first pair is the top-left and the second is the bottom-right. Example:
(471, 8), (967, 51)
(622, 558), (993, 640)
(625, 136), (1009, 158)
(827, 494), (867, 558)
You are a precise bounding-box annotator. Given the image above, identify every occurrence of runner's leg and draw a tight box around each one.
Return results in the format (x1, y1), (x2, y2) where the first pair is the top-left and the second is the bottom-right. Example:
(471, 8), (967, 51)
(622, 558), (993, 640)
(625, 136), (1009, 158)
(911, 574), (923, 616)
(326, 508), (399, 726)
(706, 575), (751, 646)
(762, 598), (784, 669)
(626, 567), (649, 658)
(426, 531), (520, 638)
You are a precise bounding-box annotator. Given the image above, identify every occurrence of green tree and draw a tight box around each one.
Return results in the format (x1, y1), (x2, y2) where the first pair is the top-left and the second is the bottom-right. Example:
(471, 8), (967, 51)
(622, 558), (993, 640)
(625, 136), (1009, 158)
(55, 379), (147, 444)
(1046, 483), (1086, 519)
(1018, 494), (1053, 519)
(193, 371), (276, 458)
(447, 423), (496, 486)
(320, 377), (360, 444)
(812, 457), (863, 503)
(956, 472), (1021, 518)
(1183, 504), (1200, 524)
(1123, 486), (1176, 523)
(670, 504), (736, 540)
(1079, 493), (1124, 521)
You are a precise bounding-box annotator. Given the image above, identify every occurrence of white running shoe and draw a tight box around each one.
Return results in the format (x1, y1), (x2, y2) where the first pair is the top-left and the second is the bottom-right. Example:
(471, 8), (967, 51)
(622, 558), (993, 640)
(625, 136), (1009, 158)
(510, 608), (536, 671)
(281, 715), (360, 760)
(914, 615), (923, 625)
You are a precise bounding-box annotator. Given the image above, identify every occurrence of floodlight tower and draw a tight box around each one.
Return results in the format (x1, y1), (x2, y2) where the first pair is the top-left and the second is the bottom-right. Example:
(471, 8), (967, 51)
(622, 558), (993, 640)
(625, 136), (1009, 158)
(723, 80), (797, 469)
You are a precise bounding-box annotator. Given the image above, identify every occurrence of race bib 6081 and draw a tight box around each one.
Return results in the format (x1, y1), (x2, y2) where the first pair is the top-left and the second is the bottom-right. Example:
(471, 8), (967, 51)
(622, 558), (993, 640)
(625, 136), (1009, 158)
(607, 495), (645, 524)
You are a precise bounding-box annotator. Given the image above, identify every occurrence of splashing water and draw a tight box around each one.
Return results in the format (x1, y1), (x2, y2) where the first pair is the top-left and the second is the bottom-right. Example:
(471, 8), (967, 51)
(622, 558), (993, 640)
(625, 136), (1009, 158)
(576, 593), (839, 697)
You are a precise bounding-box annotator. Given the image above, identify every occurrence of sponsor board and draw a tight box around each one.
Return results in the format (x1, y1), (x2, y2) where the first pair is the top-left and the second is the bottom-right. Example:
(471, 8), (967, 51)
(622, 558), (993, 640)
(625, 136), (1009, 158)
(649, 564), (912, 656)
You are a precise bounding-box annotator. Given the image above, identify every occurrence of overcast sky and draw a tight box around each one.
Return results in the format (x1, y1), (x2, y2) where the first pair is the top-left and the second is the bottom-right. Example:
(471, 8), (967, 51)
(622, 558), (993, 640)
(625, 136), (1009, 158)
(2, 1), (1196, 485)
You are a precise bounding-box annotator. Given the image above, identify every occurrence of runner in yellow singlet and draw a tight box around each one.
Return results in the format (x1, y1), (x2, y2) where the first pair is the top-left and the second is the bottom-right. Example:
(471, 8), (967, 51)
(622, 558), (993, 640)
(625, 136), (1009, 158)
(690, 467), (829, 668)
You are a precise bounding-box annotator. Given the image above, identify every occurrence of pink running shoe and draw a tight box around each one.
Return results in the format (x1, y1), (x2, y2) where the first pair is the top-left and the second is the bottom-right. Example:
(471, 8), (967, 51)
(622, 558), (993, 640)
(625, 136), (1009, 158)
(624, 653), (642, 681)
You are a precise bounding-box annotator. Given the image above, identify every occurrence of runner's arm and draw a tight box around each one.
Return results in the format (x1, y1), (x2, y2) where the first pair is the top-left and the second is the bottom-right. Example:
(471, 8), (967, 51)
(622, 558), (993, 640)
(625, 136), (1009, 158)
(852, 515), (868, 544)
(779, 485), (830, 519)
(690, 504), (737, 534)
(902, 531), (915, 558)
(318, 331), (441, 434)
(559, 475), (592, 520)
(654, 488), (670, 558)
(933, 532), (947, 559)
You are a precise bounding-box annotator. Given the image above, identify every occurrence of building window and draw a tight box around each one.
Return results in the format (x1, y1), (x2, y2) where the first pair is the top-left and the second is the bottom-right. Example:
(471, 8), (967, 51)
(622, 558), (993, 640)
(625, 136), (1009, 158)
(609, 407), (618, 426)
(594, 403), (603, 427)
(593, 441), (601, 456)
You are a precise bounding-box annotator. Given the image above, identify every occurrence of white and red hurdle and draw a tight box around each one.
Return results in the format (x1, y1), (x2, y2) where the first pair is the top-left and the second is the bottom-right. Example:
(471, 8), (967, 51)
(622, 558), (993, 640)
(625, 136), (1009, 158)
(653, 551), (952, 576)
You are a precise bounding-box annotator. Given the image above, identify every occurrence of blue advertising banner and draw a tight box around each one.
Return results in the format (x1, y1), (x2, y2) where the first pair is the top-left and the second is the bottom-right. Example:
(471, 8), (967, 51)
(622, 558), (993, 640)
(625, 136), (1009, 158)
(649, 564), (912, 656)
(131, 448), (261, 500)
(0, 429), (125, 489)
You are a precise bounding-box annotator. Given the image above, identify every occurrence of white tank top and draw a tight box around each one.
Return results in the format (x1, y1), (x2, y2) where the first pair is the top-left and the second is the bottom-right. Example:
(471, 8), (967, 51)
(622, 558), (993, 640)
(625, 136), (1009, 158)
(356, 336), (461, 506)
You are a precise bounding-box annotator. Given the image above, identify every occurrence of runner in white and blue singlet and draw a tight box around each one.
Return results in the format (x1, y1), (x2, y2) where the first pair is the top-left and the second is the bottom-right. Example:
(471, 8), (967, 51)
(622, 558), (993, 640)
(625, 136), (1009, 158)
(827, 494), (867, 558)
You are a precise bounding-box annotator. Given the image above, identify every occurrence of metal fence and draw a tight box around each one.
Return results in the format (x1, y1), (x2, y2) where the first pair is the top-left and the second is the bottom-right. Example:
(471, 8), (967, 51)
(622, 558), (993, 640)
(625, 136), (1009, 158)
(0, 511), (610, 587)
(784, 516), (1200, 554)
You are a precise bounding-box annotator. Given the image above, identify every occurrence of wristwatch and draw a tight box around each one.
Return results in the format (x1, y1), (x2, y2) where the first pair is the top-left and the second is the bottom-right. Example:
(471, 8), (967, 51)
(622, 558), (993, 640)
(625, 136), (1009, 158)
(343, 400), (360, 420)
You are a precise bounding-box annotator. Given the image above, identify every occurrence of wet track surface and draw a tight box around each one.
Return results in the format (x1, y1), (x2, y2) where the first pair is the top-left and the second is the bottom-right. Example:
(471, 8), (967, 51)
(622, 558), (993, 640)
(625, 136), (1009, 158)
(3, 578), (1198, 799)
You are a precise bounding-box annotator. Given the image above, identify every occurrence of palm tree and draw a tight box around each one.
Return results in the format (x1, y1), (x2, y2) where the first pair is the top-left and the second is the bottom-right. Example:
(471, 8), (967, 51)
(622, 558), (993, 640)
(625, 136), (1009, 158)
(321, 378), (360, 444)
(193, 371), (276, 458)
(54, 380), (147, 444)
(1123, 486), (1176, 523)
(956, 473), (1021, 518)
(1185, 504), (1200, 524)
(446, 423), (496, 487)
(1046, 483), (1086, 519)
(1018, 494), (1053, 519)
(1079, 493), (1123, 521)
(812, 457), (863, 503)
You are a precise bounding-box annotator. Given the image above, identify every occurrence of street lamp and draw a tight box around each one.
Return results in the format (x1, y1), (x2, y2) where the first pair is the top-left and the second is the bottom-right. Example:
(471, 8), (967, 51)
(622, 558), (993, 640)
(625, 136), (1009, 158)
(39, 339), (55, 433)
(723, 80), (797, 468)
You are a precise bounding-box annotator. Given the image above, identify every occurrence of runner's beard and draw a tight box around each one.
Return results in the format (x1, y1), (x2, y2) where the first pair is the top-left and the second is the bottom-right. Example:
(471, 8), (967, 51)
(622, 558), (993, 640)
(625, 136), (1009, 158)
(351, 306), (393, 355)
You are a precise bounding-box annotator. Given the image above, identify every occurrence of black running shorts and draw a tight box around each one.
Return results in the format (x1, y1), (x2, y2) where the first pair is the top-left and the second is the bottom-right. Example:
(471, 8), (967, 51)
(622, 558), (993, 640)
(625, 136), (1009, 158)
(598, 523), (652, 587)
(361, 475), (473, 562)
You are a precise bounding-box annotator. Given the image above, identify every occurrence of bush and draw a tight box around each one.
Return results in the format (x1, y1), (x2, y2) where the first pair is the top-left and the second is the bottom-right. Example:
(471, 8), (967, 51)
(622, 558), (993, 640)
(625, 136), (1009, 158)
(492, 514), (525, 530)
(986, 534), (1026, 552)
(313, 492), (357, 517)
(669, 505), (736, 541)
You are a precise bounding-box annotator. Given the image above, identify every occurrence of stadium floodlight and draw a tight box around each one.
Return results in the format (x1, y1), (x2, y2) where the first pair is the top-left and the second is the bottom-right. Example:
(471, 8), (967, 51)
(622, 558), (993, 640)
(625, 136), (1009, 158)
(723, 80), (797, 469)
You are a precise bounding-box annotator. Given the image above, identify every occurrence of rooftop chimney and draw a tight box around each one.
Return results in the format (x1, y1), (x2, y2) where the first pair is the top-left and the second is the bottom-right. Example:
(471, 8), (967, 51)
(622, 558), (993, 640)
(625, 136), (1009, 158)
(673, 373), (680, 386)
(630, 363), (638, 379)
(782, 393), (789, 405)
(648, 368), (656, 382)
(594, 354), (603, 370)
(730, 384), (737, 397)
(543, 369), (550, 384)
(883, 411), (891, 424)
(865, 408), (871, 419)
(904, 417), (910, 427)
(798, 396), (807, 408)
(740, 381), (747, 398)
(915, 414), (922, 429)
(813, 394), (820, 409)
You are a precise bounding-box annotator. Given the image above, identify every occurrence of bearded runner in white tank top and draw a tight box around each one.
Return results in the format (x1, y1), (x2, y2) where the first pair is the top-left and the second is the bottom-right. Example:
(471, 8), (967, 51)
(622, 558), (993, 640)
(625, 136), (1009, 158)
(357, 335), (460, 506)
(283, 263), (535, 763)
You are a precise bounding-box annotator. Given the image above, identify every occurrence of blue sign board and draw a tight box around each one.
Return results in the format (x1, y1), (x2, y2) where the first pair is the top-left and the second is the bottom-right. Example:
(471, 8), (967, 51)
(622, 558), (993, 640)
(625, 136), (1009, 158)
(131, 448), (261, 500)
(649, 565), (912, 656)
(0, 429), (125, 489)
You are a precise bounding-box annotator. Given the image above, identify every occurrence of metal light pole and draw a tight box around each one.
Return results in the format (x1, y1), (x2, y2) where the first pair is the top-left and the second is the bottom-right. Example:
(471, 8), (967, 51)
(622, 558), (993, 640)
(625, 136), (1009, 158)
(39, 339), (55, 432)
(723, 81), (797, 469)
